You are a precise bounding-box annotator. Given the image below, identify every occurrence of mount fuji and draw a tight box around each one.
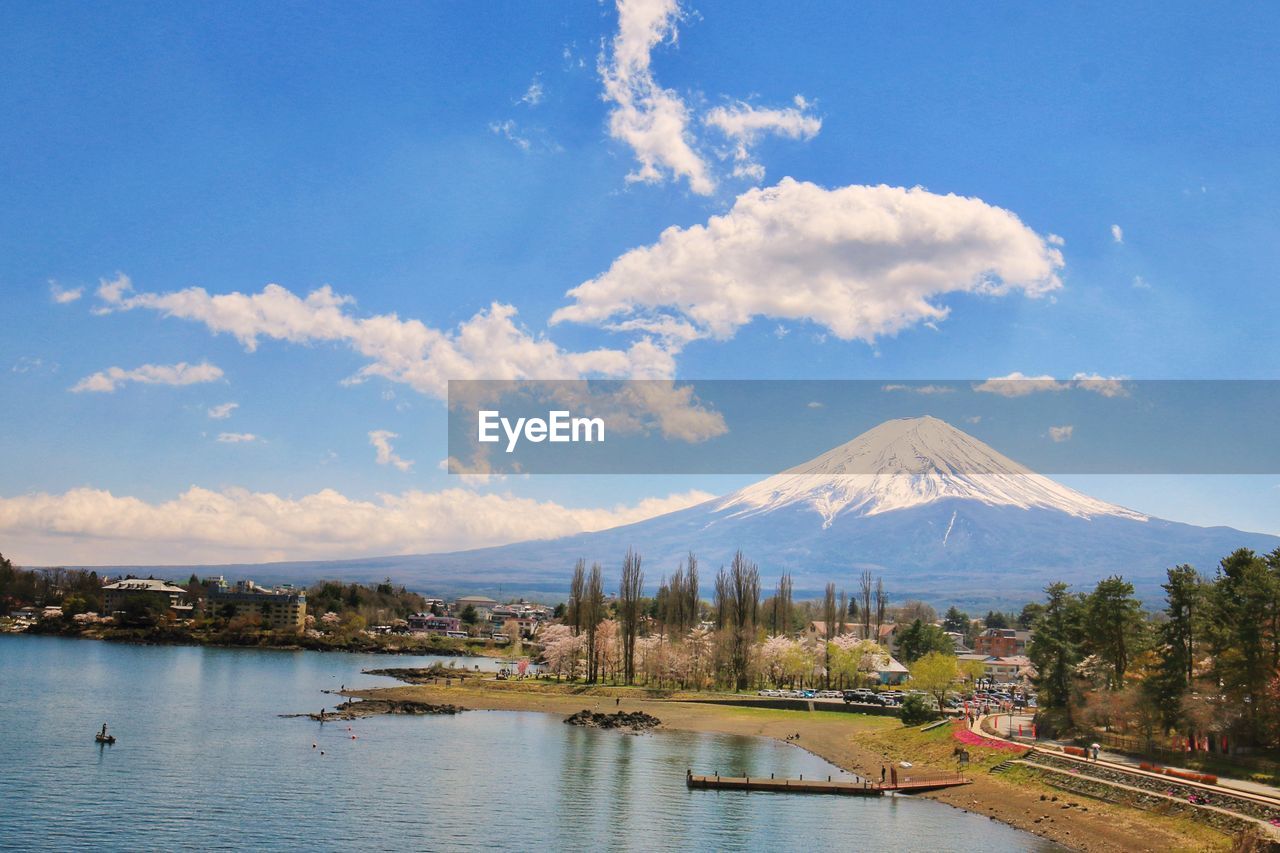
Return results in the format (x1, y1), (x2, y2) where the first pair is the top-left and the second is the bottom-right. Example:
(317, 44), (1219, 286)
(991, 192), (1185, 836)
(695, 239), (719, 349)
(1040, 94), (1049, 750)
(146, 417), (1280, 609)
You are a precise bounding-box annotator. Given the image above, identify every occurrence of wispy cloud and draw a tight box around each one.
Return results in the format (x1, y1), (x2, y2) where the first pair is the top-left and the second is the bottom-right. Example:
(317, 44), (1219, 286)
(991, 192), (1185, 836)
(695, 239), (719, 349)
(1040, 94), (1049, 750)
(207, 402), (239, 420)
(882, 383), (955, 395)
(1111, 223), (1124, 244)
(705, 95), (821, 180)
(216, 432), (259, 443)
(490, 119), (531, 151)
(369, 430), (414, 472)
(1049, 424), (1074, 443)
(598, 1), (822, 193)
(70, 361), (223, 393)
(519, 75), (544, 106)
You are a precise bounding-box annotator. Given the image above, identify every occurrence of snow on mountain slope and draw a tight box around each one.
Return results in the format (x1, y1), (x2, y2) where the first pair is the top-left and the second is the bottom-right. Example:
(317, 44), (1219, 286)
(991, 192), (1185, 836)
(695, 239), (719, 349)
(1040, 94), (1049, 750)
(716, 416), (1147, 526)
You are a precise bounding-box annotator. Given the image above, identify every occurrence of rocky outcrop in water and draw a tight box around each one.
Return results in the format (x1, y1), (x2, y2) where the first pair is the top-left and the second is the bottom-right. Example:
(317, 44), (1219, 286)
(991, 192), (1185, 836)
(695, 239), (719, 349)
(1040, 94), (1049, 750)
(564, 709), (660, 732)
(284, 700), (467, 721)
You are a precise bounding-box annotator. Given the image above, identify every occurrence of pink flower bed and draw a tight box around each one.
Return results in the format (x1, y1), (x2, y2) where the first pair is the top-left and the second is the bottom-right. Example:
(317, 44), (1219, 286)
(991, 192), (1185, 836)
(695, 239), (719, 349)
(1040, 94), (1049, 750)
(952, 722), (1028, 752)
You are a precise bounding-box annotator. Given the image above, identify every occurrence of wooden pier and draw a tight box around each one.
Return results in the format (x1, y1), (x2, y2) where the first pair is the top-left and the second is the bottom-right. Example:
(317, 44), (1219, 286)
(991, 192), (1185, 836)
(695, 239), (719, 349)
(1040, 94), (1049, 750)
(686, 769), (971, 796)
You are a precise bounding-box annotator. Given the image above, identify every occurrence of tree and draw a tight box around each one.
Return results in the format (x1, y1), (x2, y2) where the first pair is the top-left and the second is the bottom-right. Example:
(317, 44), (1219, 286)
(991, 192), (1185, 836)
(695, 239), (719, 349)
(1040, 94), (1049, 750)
(896, 619), (954, 663)
(1028, 583), (1084, 720)
(1207, 549), (1277, 742)
(1085, 575), (1146, 689)
(900, 693), (941, 725)
(874, 578), (888, 641)
(769, 573), (793, 636)
(942, 606), (970, 634)
(1017, 602), (1045, 630)
(618, 548), (644, 685)
(567, 559), (586, 635)
(984, 610), (1010, 630)
(897, 600), (937, 625)
(859, 571), (873, 639)
(460, 604), (478, 626)
(583, 563), (606, 682)
(908, 651), (958, 712)
(1145, 564), (1202, 731)
(714, 551), (760, 690)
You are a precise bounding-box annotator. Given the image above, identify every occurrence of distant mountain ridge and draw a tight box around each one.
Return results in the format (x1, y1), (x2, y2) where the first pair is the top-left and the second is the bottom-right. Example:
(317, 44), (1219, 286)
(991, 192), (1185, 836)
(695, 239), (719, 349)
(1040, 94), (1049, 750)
(71, 417), (1280, 609)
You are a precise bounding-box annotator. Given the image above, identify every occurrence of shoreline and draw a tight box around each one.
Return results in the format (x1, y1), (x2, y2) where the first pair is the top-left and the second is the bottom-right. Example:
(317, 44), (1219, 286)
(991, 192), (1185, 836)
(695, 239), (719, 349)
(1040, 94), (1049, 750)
(5, 623), (524, 660)
(338, 677), (1234, 853)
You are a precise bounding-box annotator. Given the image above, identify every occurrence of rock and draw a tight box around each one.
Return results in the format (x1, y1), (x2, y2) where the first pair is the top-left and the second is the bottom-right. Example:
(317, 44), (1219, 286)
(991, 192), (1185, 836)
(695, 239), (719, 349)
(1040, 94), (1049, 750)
(293, 699), (467, 720)
(563, 709), (661, 732)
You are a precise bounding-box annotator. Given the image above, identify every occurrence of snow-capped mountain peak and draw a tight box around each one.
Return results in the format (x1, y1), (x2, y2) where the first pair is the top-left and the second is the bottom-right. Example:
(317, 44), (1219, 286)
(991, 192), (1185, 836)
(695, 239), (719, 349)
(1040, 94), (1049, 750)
(716, 416), (1147, 526)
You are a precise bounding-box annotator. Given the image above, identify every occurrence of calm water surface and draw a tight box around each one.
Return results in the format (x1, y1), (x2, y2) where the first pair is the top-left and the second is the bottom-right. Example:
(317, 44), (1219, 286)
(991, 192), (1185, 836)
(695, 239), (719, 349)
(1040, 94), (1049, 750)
(0, 636), (1061, 851)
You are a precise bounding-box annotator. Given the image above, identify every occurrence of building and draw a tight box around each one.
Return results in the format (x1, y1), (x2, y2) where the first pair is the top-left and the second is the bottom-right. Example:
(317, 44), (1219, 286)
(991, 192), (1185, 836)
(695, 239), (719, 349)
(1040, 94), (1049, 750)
(102, 578), (188, 615)
(453, 595), (498, 621)
(876, 656), (911, 685)
(958, 653), (1035, 685)
(407, 613), (462, 635)
(805, 621), (896, 645)
(207, 579), (306, 630)
(973, 628), (1031, 657)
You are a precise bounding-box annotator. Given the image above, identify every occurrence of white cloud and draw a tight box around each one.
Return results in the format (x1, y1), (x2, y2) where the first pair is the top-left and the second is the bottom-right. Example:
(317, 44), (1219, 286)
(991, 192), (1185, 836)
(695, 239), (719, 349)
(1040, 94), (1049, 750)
(599, 0), (715, 194)
(1111, 224), (1124, 244)
(1132, 275), (1151, 290)
(806, 401), (824, 409)
(50, 282), (83, 304)
(881, 383), (955, 395)
(369, 430), (414, 472)
(93, 276), (676, 400)
(216, 432), (259, 443)
(704, 95), (821, 180)
(973, 371), (1129, 398)
(553, 178), (1064, 342)
(520, 76), (544, 106)
(207, 402), (239, 420)
(0, 485), (715, 564)
(1049, 424), (1074, 443)
(70, 361), (224, 393)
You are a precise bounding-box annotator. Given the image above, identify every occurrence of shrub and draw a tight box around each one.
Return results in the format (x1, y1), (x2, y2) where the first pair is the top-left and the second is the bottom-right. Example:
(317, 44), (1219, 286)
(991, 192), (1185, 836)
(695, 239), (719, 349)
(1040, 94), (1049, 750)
(900, 693), (940, 725)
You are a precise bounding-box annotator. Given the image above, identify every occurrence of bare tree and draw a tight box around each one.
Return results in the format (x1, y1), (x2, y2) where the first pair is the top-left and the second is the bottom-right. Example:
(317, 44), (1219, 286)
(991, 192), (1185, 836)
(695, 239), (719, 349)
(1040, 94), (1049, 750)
(568, 559), (586, 636)
(714, 551), (760, 690)
(859, 570), (873, 640)
(874, 577), (889, 645)
(822, 582), (837, 686)
(838, 590), (848, 635)
(584, 563), (605, 682)
(685, 553), (700, 631)
(618, 548), (644, 685)
(770, 573), (793, 636)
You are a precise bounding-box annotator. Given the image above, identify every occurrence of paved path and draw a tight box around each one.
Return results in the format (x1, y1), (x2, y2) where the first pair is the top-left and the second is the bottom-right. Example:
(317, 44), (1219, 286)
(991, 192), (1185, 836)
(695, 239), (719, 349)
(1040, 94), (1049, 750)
(968, 711), (1280, 801)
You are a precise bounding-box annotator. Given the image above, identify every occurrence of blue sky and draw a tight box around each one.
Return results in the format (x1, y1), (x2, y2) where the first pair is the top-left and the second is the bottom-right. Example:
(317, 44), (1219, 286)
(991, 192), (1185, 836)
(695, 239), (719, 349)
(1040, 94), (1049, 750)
(1, 1), (1277, 564)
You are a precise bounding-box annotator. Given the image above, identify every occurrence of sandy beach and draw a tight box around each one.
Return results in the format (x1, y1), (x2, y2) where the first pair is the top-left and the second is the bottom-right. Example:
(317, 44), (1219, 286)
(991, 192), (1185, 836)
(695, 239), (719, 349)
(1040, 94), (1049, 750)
(342, 678), (1232, 853)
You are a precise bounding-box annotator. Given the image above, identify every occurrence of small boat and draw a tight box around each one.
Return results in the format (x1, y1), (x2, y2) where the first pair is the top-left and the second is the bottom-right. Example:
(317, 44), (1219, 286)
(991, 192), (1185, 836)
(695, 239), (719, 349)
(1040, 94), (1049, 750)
(95, 733), (115, 745)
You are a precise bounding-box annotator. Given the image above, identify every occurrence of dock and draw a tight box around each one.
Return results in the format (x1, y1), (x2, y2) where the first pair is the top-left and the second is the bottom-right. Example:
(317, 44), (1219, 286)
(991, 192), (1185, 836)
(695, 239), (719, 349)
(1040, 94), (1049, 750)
(686, 769), (971, 796)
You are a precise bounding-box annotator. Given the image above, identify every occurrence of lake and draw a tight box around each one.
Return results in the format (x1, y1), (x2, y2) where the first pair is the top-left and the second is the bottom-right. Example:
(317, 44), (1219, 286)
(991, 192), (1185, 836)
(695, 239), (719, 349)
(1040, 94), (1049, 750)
(0, 635), (1061, 851)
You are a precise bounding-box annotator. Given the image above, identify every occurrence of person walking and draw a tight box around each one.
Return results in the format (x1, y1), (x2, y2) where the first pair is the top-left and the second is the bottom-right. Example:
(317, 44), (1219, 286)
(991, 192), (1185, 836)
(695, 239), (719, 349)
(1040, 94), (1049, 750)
(880, 765), (886, 784)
